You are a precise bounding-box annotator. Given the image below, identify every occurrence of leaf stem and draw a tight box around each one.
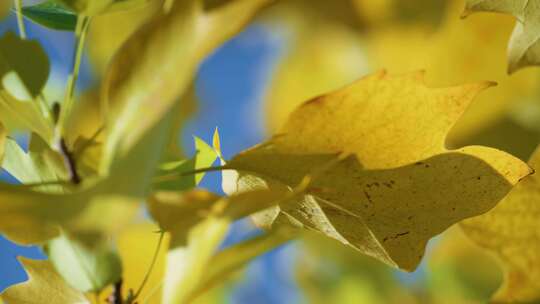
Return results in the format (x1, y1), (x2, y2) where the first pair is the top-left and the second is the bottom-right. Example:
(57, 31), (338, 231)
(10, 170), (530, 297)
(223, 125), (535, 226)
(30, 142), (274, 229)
(129, 231), (165, 303)
(57, 15), (91, 137)
(13, 0), (26, 39)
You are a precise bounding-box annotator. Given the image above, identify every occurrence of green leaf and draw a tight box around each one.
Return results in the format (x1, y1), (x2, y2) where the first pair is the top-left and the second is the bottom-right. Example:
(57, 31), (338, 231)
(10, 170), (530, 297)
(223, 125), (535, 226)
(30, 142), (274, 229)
(47, 234), (122, 293)
(22, 2), (77, 31)
(0, 258), (90, 304)
(155, 136), (219, 191)
(0, 32), (50, 99)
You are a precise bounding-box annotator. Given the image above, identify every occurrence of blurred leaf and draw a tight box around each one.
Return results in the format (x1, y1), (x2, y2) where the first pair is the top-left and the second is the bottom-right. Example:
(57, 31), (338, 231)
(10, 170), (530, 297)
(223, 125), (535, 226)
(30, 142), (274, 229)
(2, 137), (59, 192)
(264, 21), (368, 132)
(0, 1), (10, 19)
(464, 0), (540, 73)
(87, 1), (159, 74)
(0, 110), (172, 246)
(461, 145), (540, 303)
(427, 227), (502, 304)
(56, 0), (152, 16)
(162, 216), (229, 304)
(190, 228), (294, 300)
(297, 233), (413, 304)
(149, 188), (286, 245)
(0, 32), (50, 100)
(227, 71), (531, 271)
(22, 1), (77, 31)
(0, 90), (53, 142)
(365, 0), (540, 143)
(47, 234), (122, 293)
(0, 258), (90, 304)
(0, 123), (5, 162)
(102, 0), (272, 169)
(116, 223), (169, 303)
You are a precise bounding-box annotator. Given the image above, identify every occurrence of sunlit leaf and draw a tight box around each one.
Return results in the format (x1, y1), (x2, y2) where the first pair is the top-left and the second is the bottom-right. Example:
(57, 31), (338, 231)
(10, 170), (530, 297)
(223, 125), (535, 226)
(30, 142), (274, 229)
(0, 258), (90, 304)
(464, 0), (540, 73)
(161, 216), (229, 304)
(116, 223), (169, 304)
(461, 145), (540, 303)
(47, 234), (122, 293)
(226, 71), (532, 271)
(22, 1), (77, 31)
(365, 0), (540, 143)
(0, 90), (53, 142)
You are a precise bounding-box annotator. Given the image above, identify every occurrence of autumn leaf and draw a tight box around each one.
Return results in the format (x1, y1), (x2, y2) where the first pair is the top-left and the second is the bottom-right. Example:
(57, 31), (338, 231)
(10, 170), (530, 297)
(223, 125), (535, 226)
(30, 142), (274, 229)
(0, 123), (5, 162)
(461, 145), (540, 303)
(225, 71), (532, 271)
(264, 0), (540, 144)
(0, 258), (90, 304)
(463, 0), (540, 73)
(101, 0), (272, 169)
(149, 188), (287, 246)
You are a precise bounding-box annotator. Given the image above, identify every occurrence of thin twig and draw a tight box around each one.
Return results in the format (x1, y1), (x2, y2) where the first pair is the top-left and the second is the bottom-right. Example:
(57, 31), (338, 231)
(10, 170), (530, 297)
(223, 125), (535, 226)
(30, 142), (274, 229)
(59, 138), (81, 184)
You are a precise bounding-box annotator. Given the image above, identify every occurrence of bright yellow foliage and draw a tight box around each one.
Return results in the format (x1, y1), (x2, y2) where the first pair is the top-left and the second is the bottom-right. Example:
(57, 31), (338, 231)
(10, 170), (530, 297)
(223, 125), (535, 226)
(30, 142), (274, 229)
(462, 145), (540, 303)
(0, 258), (89, 304)
(227, 71), (531, 271)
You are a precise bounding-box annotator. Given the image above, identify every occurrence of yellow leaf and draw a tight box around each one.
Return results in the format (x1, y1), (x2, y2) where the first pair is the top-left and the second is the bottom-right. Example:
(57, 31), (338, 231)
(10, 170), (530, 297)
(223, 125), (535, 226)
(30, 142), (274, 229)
(0, 122), (5, 162)
(88, 1), (160, 74)
(366, 0), (539, 143)
(464, 0), (540, 73)
(227, 71), (532, 271)
(0, 90), (53, 142)
(265, 0), (540, 144)
(149, 188), (287, 246)
(116, 223), (169, 303)
(0, 258), (89, 304)
(461, 145), (540, 303)
(162, 216), (229, 304)
(101, 0), (271, 169)
(264, 22), (369, 133)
